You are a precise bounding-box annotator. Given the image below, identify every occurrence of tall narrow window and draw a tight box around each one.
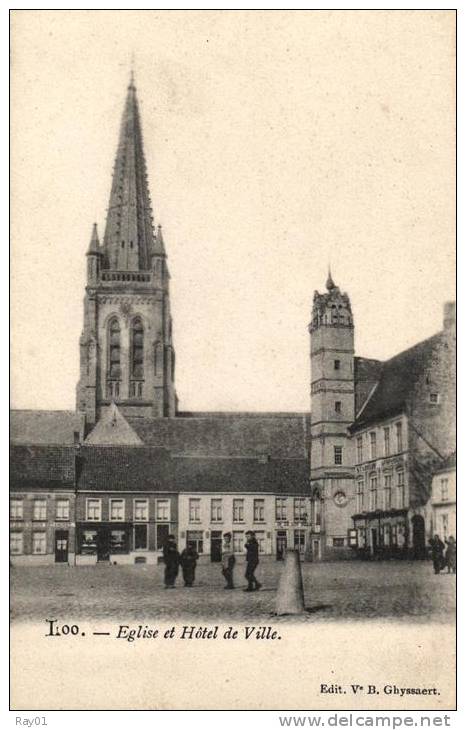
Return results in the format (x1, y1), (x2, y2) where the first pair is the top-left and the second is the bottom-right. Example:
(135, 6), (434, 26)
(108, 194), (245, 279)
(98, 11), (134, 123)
(130, 318), (144, 397)
(107, 317), (121, 398)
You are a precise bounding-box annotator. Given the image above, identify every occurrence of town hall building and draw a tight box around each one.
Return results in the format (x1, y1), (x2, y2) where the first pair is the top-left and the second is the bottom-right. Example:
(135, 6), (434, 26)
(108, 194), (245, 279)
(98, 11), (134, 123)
(10, 75), (455, 566)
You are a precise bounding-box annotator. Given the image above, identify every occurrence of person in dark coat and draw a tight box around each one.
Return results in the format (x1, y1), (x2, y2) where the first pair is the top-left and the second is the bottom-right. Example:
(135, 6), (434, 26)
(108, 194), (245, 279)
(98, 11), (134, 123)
(429, 534), (445, 575)
(222, 532), (236, 589)
(445, 536), (456, 574)
(163, 534), (180, 588)
(180, 542), (199, 587)
(244, 531), (262, 592)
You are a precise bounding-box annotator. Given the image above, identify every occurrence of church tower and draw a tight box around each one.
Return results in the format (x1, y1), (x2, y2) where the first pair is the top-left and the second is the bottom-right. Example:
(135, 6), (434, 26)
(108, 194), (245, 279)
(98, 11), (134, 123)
(308, 272), (355, 559)
(76, 75), (177, 425)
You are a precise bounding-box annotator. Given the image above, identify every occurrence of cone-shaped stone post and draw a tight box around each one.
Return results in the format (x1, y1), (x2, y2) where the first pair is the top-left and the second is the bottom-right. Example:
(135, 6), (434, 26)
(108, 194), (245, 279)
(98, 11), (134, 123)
(275, 548), (306, 615)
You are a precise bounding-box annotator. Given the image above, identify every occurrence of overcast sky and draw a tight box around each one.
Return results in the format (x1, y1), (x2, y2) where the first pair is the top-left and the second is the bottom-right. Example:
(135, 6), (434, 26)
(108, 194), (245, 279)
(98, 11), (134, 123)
(11, 10), (455, 413)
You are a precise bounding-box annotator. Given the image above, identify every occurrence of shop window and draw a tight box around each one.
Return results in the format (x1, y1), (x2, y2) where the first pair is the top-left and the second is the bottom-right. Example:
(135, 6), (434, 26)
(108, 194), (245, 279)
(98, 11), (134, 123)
(10, 532), (23, 555)
(32, 532), (46, 554)
(80, 529), (98, 554)
(56, 499), (70, 520)
(186, 530), (203, 554)
(10, 499), (23, 520)
(110, 529), (128, 553)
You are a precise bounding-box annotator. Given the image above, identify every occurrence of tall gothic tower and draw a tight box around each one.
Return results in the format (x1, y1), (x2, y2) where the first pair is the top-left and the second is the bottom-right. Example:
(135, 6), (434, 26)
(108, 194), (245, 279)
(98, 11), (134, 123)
(76, 75), (177, 425)
(308, 272), (355, 559)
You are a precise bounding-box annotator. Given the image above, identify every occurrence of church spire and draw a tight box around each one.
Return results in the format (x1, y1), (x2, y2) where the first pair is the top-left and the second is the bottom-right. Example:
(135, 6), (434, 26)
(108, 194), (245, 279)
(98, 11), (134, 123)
(102, 74), (156, 271)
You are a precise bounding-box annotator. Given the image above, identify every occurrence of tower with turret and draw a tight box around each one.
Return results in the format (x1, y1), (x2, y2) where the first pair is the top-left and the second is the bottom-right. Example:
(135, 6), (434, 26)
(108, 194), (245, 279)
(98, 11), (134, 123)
(76, 75), (177, 425)
(308, 272), (355, 559)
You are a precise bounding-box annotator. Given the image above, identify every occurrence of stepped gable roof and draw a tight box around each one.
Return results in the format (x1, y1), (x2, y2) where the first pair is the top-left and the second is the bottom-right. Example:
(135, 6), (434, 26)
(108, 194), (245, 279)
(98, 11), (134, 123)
(10, 445), (75, 489)
(10, 410), (83, 445)
(350, 333), (442, 431)
(76, 446), (172, 492)
(128, 412), (310, 458)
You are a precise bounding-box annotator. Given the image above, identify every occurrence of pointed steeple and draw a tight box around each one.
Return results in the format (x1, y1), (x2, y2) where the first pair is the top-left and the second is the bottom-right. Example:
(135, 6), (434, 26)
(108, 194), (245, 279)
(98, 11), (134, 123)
(86, 223), (100, 255)
(154, 224), (166, 256)
(326, 267), (336, 291)
(84, 402), (143, 445)
(102, 74), (156, 271)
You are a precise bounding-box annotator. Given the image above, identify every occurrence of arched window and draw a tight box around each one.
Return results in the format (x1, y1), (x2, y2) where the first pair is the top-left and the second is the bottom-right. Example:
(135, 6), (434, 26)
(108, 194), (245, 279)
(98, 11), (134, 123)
(107, 317), (121, 398)
(130, 318), (144, 398)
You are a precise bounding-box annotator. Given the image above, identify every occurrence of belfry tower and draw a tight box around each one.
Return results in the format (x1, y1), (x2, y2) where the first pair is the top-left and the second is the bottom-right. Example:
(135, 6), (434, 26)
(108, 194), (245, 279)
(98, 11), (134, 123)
(76, 75), (177, 424)
(308, 272), (355, 559)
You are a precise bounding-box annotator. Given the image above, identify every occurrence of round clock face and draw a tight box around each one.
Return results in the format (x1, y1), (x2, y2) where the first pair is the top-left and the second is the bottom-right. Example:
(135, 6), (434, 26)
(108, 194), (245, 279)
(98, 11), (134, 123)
(334, 491), (347, 507)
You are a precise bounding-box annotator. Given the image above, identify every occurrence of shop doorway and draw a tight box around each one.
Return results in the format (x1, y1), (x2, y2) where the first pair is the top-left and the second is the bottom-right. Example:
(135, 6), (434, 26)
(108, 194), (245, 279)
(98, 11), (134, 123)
(96, 527), (110, 562)
(412, 515), (426, 559)
(371, 528), (378, 556)
(276, 531), (287, 560)
(54, 530), (69, 563)
(210, 531), (222, 562)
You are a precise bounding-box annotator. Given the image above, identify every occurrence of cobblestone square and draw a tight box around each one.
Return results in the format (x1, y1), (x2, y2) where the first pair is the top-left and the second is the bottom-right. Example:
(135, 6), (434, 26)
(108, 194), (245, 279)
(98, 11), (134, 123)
(10, 559), (456, 623)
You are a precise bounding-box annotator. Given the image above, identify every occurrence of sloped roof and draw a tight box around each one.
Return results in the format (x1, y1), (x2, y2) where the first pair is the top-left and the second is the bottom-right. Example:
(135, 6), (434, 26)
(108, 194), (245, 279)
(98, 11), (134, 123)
(76, 446), (172, 492)
(10, 410), (83, 445)
(350, 333), (442, 431)
(128, 412), (310, 458)
(10, 445), (75, 488)
(75, 447), (309, 495)
(434, 451), (456, 474)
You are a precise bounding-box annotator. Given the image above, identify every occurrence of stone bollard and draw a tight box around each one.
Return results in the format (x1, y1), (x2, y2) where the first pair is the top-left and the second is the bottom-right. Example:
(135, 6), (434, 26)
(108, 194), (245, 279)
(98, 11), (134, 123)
(275, 548), (306, 615)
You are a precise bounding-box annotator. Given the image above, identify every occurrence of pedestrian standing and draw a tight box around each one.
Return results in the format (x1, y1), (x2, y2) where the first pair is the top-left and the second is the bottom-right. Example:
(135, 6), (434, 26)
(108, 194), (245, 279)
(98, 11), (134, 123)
(445, 536), (456, 574)
(222, 532), (235, 589)
(244, 530), (262, 592)
(180, 542), (199, 587)
(163, 534), (180, 588)
(429, 534), (445, 575)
